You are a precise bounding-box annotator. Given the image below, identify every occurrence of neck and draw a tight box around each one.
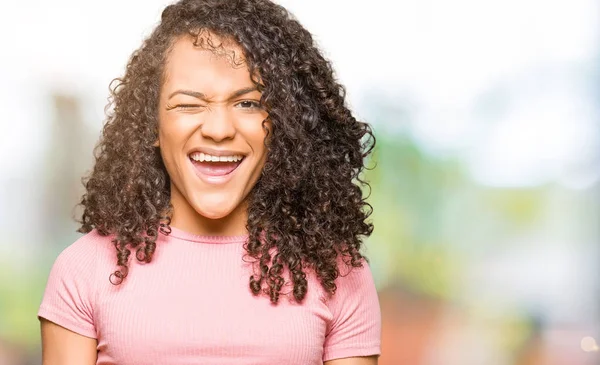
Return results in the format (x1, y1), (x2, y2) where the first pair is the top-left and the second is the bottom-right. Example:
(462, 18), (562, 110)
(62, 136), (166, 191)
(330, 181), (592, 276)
(170, 208), (248, 236)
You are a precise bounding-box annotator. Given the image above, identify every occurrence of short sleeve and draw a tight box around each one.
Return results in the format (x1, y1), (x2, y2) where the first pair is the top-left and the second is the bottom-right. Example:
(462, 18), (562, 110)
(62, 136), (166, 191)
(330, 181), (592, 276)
(322, 260), (381, 362)
(38, 234), (99, 339)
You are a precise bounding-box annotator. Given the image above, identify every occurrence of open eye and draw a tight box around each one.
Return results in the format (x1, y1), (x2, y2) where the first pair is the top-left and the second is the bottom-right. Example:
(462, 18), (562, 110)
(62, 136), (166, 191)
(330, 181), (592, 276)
(236, 100), (262, 109)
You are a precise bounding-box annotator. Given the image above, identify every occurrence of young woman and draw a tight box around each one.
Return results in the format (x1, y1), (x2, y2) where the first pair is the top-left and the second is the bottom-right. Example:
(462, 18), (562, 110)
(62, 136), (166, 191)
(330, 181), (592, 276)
(38, 0), (380, 364)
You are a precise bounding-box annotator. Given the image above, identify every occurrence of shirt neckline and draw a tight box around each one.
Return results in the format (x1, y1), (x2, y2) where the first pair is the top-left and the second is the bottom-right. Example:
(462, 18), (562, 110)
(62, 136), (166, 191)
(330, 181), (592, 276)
(161, 225), (250, 244)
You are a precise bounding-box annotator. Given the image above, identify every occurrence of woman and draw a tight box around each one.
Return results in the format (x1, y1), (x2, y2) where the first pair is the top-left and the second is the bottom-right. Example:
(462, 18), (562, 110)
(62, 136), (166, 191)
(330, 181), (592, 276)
(38, 0), (381, 364)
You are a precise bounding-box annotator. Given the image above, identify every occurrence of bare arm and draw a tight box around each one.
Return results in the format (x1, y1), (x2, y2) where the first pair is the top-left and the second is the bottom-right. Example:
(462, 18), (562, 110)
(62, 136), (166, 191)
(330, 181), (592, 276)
(324, 355), (378, 365)
(41, 318), (98, 365)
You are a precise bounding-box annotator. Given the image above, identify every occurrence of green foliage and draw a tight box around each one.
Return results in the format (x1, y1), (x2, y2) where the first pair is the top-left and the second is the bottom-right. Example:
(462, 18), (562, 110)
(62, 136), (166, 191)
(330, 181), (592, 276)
(364, 131), (547, 297)
(0, 259), (49, 349)
(365, 133), (466, 297)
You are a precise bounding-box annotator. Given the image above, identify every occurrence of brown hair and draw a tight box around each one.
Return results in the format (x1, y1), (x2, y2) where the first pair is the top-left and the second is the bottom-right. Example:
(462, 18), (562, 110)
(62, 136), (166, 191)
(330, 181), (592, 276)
(79, 0), (375, 304)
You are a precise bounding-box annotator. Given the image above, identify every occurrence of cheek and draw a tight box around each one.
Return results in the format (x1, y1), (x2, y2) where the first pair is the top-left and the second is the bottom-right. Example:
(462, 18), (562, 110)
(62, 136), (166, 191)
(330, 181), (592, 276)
(158, 113), (197, 151)
(157, 120), (190, 177)
(157, 128), (176, 165)
(240, 119), (270, 152)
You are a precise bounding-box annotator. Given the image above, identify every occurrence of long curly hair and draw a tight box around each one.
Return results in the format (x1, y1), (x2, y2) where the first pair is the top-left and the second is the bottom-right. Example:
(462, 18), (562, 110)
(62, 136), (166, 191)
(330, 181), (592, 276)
(79, 0), (375, 304)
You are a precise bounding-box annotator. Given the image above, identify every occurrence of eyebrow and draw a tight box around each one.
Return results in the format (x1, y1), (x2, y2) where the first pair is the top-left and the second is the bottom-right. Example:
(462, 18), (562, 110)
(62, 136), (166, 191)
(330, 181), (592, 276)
(167, 86), (259, 101)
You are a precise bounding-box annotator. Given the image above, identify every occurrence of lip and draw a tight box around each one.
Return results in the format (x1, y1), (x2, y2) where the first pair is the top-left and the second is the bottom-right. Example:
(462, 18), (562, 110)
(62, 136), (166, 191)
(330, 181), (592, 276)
(188, 153), (245, 185)
(187, 146), (247, 157)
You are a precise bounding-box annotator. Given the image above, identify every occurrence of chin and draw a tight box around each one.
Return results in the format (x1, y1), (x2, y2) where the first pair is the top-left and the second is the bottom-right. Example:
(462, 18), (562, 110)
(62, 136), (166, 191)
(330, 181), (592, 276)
(197, 209), (231, 220)
(191, 205), (230, 220)
(184, 187), (238, 218)
(191, 197), (239, 221)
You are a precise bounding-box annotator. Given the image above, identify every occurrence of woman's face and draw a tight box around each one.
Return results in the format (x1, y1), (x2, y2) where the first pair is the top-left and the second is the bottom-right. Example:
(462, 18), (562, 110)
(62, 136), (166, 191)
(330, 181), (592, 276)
(157, 34), (269, 234)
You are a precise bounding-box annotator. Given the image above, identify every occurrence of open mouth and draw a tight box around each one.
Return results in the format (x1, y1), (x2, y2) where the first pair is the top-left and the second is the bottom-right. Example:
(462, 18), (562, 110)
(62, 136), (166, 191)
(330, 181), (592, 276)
(188, 152), (245, 178)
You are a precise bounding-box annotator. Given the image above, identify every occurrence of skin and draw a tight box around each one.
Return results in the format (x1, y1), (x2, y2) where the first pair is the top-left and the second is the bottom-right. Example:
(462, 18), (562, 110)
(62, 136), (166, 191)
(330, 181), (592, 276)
(325, 357), (378, 365)
(157, 34), (269, 236)
(40, 319), (97, 365)
(41, 35), (377, 365)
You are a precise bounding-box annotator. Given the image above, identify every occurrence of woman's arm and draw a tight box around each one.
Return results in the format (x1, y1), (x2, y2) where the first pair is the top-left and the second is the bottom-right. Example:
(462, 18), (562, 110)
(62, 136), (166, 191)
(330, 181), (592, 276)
(41, 318), (98, 365)
(324, 355), (378, 365)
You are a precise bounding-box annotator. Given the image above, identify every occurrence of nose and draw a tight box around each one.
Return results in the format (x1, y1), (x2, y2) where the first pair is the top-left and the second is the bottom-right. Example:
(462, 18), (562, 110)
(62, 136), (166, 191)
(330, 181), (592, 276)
(200, 106), (236, 142)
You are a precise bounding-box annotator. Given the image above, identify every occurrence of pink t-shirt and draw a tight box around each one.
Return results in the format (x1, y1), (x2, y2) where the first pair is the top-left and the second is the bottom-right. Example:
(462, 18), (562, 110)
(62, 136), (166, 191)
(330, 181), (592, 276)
(38, 228), (381, 364)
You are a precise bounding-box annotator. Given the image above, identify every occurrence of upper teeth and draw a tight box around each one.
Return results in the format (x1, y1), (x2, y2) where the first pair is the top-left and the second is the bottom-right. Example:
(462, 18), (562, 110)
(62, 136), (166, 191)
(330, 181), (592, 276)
(189, 152), (244, 162)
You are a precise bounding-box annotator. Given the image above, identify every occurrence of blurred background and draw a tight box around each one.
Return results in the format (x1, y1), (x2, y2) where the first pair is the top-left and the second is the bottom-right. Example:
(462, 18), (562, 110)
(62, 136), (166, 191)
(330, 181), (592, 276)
(0, 0), (598, 364)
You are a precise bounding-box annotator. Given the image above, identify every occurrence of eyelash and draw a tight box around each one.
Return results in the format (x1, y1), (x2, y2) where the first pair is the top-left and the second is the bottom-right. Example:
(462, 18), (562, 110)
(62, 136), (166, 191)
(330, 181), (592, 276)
(168, 100), (262, 110)
(236, 100), (262, 109)
(174, 104), (201, 110)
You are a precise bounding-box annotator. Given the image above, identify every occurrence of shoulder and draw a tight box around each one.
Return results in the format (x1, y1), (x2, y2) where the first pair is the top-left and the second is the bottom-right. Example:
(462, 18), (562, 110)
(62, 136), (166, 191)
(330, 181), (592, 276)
(52, 230), (116, 273)
(321, 257), (380, 319)
(38, 230), (117, 338)
(309, 257), (378, 305)
(335, 258), (377, 295)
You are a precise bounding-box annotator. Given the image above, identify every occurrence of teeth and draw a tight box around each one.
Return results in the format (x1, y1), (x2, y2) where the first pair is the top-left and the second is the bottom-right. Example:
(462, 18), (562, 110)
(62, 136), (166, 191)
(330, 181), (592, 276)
(189, 152), (244, 163)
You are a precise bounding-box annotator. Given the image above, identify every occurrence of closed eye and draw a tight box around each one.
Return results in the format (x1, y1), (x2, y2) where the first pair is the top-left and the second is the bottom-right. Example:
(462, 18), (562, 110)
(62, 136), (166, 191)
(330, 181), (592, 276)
(166, 104), (204, 111)
(176, 104), (203, 110)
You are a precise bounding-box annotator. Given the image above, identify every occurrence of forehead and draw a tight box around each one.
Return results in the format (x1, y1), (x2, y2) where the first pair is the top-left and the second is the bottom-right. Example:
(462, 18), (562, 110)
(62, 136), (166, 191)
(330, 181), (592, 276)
(162, 33), (252, 93)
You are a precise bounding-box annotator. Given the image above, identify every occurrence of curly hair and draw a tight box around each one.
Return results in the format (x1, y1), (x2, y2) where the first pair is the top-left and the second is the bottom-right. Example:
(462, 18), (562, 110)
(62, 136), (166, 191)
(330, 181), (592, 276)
(78, 0), (375, 304)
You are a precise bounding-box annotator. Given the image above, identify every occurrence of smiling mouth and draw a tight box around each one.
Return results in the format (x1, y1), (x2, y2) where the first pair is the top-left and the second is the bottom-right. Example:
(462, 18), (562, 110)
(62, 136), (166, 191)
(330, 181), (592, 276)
(189, 156), (245, 177)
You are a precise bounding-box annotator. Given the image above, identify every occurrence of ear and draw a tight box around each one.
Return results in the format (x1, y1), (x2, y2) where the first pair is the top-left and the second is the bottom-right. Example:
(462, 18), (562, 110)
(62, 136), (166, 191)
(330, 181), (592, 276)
(153, 139), (160, 147)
